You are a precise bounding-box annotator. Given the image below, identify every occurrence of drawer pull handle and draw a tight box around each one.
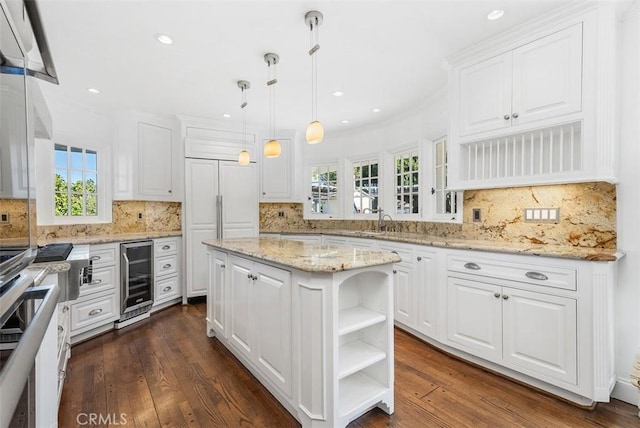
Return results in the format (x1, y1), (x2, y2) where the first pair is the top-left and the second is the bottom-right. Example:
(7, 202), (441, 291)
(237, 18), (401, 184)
(494, 292), (501, 298)
(525, 271), (548, 281)
(88, 308), (103, 316)
(162, 245), (171, 250)
(163, 264), (172, 269)
(163, 286), (173, 292)
(391, 250), (399, 254)
(464, 262), (481, 270)
(90, 279), (102, 285)
(90, 255), (101, 261)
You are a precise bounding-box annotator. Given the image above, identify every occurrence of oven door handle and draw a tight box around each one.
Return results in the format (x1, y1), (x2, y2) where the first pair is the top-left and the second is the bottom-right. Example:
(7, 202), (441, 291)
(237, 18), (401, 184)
(0, 282), (60, 428)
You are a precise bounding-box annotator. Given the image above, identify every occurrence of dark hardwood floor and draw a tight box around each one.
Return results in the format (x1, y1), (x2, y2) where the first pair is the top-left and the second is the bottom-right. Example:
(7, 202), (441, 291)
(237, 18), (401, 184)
(59, 303), (640, 427)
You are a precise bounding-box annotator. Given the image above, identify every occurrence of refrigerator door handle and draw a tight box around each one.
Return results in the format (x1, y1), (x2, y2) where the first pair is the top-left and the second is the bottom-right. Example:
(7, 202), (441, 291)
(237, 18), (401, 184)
(218, 195), (224, 239)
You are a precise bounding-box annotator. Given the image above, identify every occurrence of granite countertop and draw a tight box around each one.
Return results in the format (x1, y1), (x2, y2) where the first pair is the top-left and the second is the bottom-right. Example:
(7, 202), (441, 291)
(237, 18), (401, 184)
(38, 231), (182, 246)
(203, 237), (402, 272)
(262, 230), (623, 262)
(30, 261), (71, 273)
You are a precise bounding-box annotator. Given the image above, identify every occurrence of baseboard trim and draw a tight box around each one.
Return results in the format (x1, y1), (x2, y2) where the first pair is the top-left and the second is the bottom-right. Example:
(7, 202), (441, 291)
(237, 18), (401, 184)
(611, 378), (639, 406)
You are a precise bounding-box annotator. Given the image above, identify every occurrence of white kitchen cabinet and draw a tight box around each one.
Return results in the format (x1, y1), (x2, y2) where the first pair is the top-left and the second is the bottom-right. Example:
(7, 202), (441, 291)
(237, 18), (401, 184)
(152, 237), (182, 309)
(207, 250), (228, 338)
(261, 137), (292, 200)
(415, 250), (438, 337)
(70, 243), (120, 343)
(113, 112), (181, 201)
(211, 253), (292, 398)
(384, 245), (415, 327)
(458, 24), (582, 138)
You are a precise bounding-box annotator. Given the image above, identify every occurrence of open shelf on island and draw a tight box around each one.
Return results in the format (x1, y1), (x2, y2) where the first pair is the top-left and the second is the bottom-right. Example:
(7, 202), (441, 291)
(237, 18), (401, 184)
(338, 306), (386, 336)
(339, 340), (387, 379)
(339, 371), (388, 417)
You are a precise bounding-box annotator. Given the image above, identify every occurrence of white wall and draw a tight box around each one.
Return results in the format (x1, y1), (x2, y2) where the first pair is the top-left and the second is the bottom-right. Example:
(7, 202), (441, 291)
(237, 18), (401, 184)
(611, 2), (640, 405)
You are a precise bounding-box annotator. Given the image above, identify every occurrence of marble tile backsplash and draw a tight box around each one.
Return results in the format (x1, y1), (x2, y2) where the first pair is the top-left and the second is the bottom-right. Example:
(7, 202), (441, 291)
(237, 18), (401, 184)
(260, 182), (617, 249)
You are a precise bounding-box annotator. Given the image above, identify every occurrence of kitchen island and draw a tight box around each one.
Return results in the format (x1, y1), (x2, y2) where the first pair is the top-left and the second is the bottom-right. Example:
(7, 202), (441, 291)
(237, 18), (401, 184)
(203, 237), (401, 428)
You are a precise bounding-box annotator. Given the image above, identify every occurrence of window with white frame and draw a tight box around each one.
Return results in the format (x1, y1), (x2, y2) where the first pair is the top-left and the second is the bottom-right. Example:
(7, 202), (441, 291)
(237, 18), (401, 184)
(54, 144), (99, 217)
(310, 163), (338, 215)
(352, 159), (379, 214)
(394, 150), (419, 215)
(430, 136), (460, 221)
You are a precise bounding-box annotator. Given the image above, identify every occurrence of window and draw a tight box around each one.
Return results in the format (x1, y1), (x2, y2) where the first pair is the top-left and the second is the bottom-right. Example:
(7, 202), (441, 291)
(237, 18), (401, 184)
(394, 150), (419, 215)
(352, 159), (379, 214)
(310, 163), (338, 215)
(54, 144), (98, 216)
(429, 137), (461, 221)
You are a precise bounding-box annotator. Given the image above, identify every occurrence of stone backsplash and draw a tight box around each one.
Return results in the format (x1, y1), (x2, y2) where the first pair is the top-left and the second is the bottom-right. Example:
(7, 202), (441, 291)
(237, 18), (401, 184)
(260, 182), (616, 249)
(0, 199), (30, 239)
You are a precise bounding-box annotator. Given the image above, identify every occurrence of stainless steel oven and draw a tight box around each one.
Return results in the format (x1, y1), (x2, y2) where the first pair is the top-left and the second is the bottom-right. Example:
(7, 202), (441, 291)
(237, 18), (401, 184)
(117, 241), (153, 328)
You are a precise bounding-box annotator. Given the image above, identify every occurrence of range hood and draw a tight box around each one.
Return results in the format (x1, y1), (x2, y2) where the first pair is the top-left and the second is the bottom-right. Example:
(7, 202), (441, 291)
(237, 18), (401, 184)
(2, 0), (58, 84)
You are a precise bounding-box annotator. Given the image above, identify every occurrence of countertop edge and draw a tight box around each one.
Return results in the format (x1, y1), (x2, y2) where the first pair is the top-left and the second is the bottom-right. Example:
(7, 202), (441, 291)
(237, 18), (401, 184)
(38, 231), (182, 246)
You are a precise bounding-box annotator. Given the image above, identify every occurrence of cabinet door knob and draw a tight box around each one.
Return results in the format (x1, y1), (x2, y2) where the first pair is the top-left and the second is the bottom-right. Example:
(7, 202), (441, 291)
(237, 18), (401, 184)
(502, 295), (509, 300)
(417, 256), (422, 261)
(221, 264), (226, 269)
(393, 270), (397, 274)
(503, 114), (510, 120)
(168, 190), (172, 193)
(512, 113), (519, 119)
(62, 305), (69, 313)
(247, 273), (253, 279)
(494, 292), (501, 298)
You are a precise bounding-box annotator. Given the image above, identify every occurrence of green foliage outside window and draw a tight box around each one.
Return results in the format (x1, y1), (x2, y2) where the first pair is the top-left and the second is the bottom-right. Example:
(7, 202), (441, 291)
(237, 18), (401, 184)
(54, 144), (98, 217)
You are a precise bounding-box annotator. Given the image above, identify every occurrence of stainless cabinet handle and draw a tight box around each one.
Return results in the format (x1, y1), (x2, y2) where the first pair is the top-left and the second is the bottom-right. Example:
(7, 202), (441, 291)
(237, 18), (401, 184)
(525, 271), (548, 281)
(162, 245), (171, 250)
(90, 255), (101, 261)
(464, 262), (481, 270)
(88, 308), (103, 316)
(417, 256), (422, 261)
(90, 279), (102, 285)
(512, 113), (519, 118)
(163, 264), (172, 269)
(503, 114), (510, 120)
(163, 286), (172, 292)
(494, 292), (501, 298)
(502, 295), (509, 300)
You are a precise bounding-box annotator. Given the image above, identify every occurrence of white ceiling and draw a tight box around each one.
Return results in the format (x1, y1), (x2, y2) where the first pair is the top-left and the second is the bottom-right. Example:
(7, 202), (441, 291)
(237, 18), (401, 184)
(36, 0), (572, 134)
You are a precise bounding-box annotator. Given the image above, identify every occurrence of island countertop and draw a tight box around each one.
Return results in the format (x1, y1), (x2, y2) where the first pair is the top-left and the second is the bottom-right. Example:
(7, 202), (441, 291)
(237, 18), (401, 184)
(203, 237), (402, 272)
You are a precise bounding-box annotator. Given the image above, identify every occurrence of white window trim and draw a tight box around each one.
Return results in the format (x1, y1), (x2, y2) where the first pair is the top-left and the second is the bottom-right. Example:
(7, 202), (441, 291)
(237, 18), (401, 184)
(304, 159), (342, 220)
(36, 137), (112, 225)
(424, 136), (463, 223)
(387, 142), (423, 222)
(347, 153), (382, 220)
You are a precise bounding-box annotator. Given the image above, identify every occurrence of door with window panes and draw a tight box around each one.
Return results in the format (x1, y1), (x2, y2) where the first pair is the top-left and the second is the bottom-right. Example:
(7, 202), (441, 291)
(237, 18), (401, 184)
(309, 163), (338, 216)
(353, 160), (379, 214)
(394, 151), (419, 215)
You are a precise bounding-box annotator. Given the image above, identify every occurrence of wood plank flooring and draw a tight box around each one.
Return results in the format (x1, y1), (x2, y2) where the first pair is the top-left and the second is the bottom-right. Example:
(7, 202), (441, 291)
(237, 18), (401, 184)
(59, 303), (640, 427)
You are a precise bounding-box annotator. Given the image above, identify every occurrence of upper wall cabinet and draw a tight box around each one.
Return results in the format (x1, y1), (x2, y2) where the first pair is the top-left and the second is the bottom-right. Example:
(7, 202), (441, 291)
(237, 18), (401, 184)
(448, 3), (620, 190)
(260, 131), (303, 203)
(458, 23), (582, 138)
(113, 112), (182, 201)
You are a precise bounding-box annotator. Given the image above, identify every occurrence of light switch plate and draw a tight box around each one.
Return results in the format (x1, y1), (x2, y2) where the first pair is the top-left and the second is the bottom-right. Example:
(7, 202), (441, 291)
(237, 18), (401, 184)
(524, 208), (560, 224)
(472, 208), (481, 222)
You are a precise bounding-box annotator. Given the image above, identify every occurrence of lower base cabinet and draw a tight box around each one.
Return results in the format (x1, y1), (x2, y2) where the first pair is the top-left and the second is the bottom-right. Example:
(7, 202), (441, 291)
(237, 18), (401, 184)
(206, 246), (394, 427)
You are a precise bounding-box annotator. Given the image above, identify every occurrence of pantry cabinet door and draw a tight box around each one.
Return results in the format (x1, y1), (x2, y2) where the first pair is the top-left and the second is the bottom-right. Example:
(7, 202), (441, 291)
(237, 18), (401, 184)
(502, 287), (577, 385)
(228, 256), (254, 360)
(511, 23), (582, 126)
(446, 277), (502, 360)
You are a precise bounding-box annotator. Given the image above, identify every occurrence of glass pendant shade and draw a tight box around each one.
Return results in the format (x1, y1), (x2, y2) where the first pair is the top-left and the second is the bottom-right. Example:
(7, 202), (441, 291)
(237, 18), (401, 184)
(238, 150), (250, 165)
(306, 120), (324, 144)
(264, 139), (281, 158)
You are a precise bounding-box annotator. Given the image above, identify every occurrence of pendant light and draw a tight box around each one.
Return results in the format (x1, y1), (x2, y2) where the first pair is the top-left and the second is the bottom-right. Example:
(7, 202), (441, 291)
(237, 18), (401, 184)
(305, 10), (324, 145)
(237, 80), (251, 165)
(263, 53), (281, 158)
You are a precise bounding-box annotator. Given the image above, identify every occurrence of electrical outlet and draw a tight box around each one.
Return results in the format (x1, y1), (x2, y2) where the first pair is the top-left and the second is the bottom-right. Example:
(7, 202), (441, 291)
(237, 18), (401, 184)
(137, 212), (144, 221)
(472, 208), (481, 222)
(0, 213), (9, 223)
(278, 211), (285, 218)
(524, 208), (560, 224)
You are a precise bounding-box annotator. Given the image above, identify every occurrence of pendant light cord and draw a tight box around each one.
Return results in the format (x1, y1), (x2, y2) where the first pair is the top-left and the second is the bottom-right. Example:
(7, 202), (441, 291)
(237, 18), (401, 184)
(310, 20), (319, 122)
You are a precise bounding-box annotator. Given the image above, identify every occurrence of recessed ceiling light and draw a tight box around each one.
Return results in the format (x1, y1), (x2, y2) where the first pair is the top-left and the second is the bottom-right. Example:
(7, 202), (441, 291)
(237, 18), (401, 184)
(333, 91), (344, 97)
(155, 33), (173, 45)
(87, 88), (100, 94)
(487, 9), (505, 20)
(221, 113), (231, 118)
(341, 119), (350, 124)
(372, 108), (381, 113)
